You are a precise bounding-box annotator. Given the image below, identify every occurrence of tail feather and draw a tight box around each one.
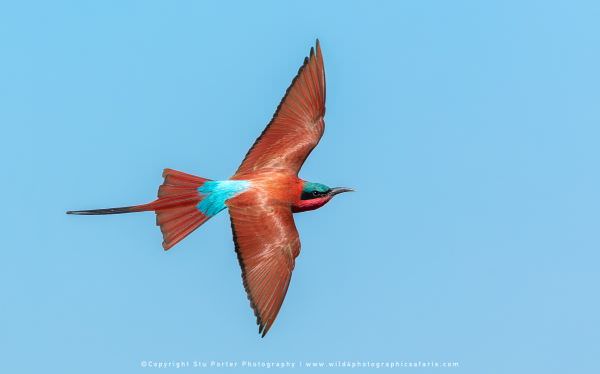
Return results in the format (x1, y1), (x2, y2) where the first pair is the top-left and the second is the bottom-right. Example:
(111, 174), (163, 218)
(66, 206), (143, 215)
(153, 169), (211, 250)
(67, 168), (214, 250)
(160, 213), (210, 249)
(155, 205), (198, 225)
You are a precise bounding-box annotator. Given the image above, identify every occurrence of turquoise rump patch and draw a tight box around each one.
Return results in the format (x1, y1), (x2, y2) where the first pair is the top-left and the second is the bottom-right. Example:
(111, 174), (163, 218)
(197, 180), (250, 216)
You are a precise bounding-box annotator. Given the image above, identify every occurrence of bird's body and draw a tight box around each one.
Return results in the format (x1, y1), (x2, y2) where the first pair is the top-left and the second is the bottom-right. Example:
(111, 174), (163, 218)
(67, 40), (351, 336)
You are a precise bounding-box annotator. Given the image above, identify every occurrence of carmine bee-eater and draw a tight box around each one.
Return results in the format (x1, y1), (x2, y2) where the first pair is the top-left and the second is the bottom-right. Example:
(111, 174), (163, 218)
(67, 40), (352, 337)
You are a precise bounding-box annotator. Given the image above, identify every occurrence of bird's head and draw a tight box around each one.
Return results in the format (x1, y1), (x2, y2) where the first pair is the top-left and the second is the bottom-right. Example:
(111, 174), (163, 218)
(292, 181), (353, 213)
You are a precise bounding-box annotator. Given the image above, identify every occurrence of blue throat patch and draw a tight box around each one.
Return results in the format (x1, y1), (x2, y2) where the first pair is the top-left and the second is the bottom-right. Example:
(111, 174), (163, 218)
(197, 180), (250, 216)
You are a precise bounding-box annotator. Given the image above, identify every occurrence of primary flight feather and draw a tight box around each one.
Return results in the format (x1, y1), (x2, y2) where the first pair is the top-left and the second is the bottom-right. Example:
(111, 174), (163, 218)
(67, 40), (352, 337)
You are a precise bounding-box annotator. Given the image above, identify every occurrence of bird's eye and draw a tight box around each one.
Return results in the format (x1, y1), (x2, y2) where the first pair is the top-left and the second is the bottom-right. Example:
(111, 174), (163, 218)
(312, 191), (319, 197)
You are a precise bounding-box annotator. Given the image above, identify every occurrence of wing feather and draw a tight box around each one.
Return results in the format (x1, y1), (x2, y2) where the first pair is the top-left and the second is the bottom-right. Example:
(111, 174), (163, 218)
(227, 192), (300, 336)
(235, 40), (326, 176)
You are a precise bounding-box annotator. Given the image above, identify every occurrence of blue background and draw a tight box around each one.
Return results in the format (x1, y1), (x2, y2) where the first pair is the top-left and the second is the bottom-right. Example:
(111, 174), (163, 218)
(1, 1), (599, 373)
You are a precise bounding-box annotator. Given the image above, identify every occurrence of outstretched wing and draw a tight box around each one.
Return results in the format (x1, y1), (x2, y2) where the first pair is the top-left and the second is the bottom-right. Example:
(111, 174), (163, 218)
(227, 192), (300, 337)
(236, 40), (326, 176)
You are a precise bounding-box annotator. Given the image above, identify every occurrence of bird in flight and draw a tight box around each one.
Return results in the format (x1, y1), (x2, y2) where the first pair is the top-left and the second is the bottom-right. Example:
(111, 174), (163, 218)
(67, 40), (352, 336)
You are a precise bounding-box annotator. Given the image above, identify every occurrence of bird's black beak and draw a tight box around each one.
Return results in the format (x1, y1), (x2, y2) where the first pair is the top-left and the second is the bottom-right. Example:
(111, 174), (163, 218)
(329, 187), (354, 196)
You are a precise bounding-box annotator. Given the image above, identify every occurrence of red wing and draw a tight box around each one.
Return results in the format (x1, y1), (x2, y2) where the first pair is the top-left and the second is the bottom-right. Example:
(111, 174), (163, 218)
(227, 192), (300, 337)
(235, 40), (326, 176)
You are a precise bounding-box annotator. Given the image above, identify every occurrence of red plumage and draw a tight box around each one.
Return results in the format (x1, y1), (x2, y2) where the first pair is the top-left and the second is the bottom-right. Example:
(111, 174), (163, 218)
(227, 41), (326, 335)
(152, 169), (211, 250)
(68, 41), (348, 337)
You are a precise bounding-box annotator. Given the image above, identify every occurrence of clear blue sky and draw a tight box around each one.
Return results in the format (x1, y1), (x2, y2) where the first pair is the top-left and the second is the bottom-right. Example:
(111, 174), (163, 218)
(1, 1), (599, 373)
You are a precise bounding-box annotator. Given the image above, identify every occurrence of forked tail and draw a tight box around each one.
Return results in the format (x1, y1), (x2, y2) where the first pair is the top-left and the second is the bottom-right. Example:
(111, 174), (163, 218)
(67, 169), (212, 250)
